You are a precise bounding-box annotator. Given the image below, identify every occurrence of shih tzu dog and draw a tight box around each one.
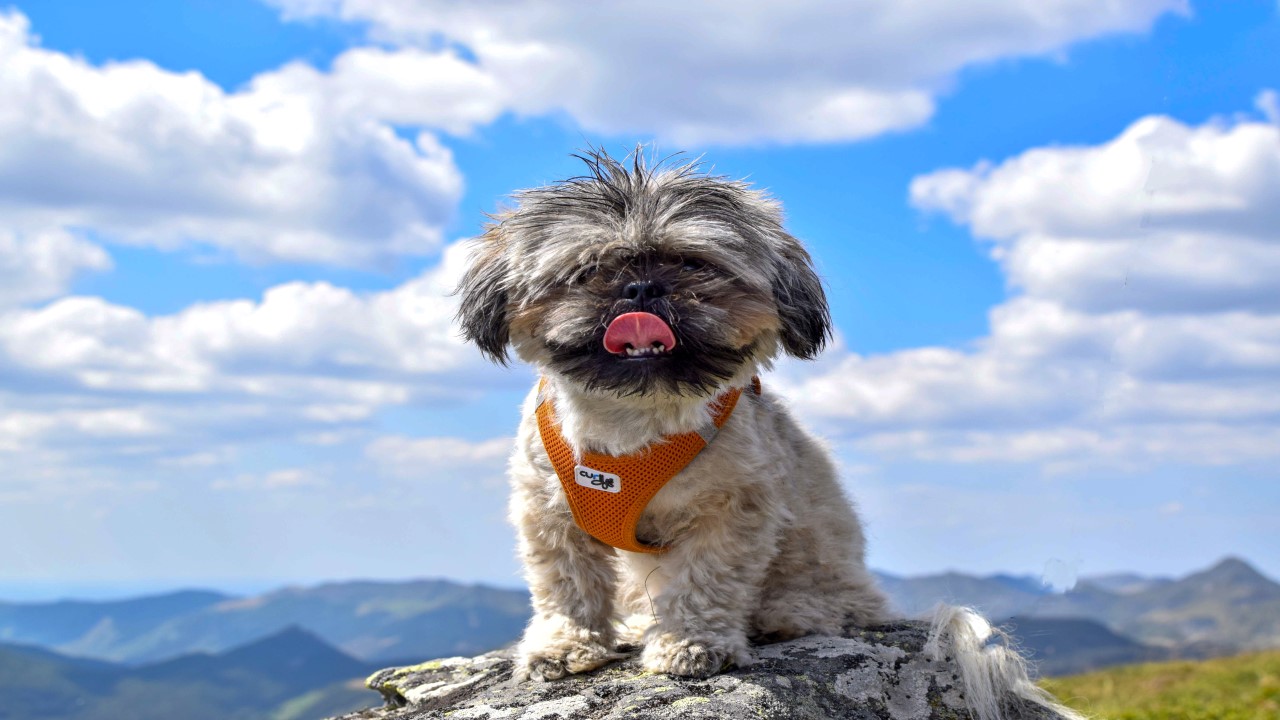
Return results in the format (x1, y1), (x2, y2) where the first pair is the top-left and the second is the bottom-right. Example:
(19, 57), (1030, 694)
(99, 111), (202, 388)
(456, 150), (888, 681)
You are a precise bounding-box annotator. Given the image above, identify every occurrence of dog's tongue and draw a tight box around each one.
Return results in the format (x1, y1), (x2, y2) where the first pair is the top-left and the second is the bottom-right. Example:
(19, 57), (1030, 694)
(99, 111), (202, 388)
(603, 312), (677, 354)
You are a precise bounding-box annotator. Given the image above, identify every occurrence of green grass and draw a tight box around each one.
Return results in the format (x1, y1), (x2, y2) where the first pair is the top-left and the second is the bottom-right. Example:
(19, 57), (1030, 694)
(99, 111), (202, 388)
(1040, 650), (1280, 720)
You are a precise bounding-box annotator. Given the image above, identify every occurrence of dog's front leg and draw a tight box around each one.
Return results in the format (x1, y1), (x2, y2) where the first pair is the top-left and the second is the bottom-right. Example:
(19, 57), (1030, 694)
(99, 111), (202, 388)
(511, 482), (621, 681)
(640, 495), (779, 678)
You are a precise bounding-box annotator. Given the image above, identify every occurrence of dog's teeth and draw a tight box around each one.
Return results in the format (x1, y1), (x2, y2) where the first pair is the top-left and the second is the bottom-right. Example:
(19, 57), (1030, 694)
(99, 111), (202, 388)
(623, 343), (670, 358)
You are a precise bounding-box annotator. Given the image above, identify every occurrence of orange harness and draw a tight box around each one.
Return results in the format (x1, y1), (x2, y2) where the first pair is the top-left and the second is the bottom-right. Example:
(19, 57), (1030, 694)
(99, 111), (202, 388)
(536, 378), (760, 554)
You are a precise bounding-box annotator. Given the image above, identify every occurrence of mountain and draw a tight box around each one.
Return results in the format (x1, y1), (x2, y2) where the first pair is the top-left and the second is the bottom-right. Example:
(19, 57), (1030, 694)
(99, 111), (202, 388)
(1, 579), (530, 665)
(877, 557), (1280, 655)
(1000, 616), (1170, 677)
(874, 570), (1051, 618)
(0, 628), (377, 720)
(136, 625), (371, 693)
(127, 579), (531, 664)
(0, 589), (230, 657)
(1029, 557), (1280, 651)
(1082, 572), (1173, 595)
(3, 557), (1272, 686)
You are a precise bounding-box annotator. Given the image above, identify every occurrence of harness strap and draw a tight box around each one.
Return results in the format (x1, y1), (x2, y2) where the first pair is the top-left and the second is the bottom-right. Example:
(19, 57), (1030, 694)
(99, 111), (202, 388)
(536, 378), (760, 554)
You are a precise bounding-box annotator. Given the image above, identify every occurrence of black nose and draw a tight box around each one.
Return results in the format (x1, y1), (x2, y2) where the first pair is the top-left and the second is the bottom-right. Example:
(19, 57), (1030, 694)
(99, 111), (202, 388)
(622, 280), (667, 302)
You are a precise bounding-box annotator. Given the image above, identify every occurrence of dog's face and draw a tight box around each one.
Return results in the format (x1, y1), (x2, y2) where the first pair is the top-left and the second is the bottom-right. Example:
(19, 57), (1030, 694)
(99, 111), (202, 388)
(457, 151), (831, 396)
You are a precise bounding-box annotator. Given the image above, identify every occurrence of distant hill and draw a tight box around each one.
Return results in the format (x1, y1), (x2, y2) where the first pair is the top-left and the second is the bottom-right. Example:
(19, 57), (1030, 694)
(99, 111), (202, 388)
(1082, 572), (1173, 595)
(0, 590), (230, 656)
(1029, 557), (1280, 651)
(0, 628), (377, 720)
(874, 570), (1050, 618)
(2, 557), (1273, 683)
(1, 580), (530, 665)
(1000, 616), (1170, 677)
(879, 557), (1280, 656)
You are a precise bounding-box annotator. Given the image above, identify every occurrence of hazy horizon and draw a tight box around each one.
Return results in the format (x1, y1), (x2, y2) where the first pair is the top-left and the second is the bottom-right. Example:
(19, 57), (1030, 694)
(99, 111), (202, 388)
(3, 553), (1268, 604)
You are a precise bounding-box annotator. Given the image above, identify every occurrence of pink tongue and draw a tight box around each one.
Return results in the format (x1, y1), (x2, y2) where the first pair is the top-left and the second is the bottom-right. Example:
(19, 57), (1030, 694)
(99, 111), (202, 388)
(603, 312), (677, 354)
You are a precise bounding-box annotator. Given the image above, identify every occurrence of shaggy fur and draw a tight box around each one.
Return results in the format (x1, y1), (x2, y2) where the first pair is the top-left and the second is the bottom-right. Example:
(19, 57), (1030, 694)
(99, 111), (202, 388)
(455, 150), (1087, 720)
(457, 150), (889, 681)
(928, 606), (1087, 720)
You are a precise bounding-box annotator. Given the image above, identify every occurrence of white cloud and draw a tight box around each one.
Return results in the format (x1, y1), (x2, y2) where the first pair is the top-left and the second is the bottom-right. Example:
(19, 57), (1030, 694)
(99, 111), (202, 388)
(0, 229), (111, 308)
(279, 46), (511, 135)
(910, 116), (1280, 318)
(0, 240), (494, 398)
(1257, 89), (1280, 124)
(0, 10), (465, 266)
(858, 424), (1280, 469)
(778, 110), (1280, 469)
(365, 435), (511, 480)
(268, 0), (1186, 145)
(0, 238), (526, 495)
(212, 468), (324, 491)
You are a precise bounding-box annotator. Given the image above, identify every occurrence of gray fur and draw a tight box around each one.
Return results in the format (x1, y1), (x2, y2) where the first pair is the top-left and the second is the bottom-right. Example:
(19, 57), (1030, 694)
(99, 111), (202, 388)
(455, 149), (830, 392)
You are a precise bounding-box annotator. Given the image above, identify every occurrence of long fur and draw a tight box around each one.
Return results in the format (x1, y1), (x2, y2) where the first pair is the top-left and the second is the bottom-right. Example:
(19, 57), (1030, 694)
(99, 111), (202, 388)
(456, 150), (1073, 718)
(927, 606), (1087, 720)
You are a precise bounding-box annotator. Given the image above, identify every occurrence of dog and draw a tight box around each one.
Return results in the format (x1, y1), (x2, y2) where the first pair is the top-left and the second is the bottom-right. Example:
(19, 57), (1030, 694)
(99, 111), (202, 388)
(455, 149), (889, 681)
(454, 150), (1087, 720)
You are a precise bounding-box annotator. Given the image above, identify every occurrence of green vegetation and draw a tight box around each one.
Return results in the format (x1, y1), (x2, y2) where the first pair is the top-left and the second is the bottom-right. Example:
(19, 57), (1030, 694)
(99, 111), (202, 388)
(1042, 650), (1280, 720)
(271, 680), (373, 720)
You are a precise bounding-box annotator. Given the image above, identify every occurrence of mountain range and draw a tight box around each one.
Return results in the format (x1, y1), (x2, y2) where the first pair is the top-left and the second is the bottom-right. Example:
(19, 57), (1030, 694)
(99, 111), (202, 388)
(0, 580), (530, 665)
(0, 626), (377, 720)
(877, 556), (1280, 655)
(1, 556), (1276, 719)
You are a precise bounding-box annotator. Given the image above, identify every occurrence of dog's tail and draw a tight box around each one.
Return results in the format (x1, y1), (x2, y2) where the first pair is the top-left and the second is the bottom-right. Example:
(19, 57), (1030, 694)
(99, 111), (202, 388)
(925, 605), (1087, 720)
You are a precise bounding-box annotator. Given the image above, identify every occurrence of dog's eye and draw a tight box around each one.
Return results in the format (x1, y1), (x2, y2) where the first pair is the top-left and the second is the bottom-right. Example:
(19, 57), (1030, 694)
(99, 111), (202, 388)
(572, 265), (599, 284)
(681, 257), (707, 272)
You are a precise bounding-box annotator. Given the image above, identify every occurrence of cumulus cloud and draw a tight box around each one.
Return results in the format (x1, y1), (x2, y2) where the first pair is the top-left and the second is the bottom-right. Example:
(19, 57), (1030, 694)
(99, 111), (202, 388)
(1257, 89), (1280, 124)
(778, 110), (1280, 468)
(268, 0), (1186, 145)
(0, 10), (466, 266)
(0, 229), (111, 308)
(911, 116), (1280, 315)
(365, 435), (512, 481)
(0, 240), (504, 401)
(0, 238), (526, 497)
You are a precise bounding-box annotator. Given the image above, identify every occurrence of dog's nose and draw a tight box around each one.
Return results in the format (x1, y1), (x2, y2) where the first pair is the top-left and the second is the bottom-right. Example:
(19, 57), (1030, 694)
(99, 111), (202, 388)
(622, 280), (667, 302)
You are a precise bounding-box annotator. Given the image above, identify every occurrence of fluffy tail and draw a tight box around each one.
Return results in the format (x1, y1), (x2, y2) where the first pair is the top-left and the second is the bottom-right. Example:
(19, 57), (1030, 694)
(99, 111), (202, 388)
(925, 606), (1087, 720)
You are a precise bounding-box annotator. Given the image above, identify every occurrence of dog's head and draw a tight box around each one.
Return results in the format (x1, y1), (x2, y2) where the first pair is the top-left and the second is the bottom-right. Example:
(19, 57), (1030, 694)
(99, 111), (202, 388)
(456, 149), (830, 396)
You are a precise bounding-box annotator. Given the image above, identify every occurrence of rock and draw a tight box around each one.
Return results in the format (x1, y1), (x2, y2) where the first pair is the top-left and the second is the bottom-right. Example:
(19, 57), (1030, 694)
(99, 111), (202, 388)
(332, 621), (1077, 720)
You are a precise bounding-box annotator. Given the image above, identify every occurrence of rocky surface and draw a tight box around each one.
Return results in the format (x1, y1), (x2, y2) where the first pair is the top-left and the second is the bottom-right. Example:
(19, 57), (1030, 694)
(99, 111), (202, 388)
(332, 621), (1074, 720)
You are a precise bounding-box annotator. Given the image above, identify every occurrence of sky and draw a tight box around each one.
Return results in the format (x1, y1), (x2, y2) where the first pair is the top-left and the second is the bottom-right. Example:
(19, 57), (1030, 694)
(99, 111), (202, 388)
(1, 0), (1278, 600)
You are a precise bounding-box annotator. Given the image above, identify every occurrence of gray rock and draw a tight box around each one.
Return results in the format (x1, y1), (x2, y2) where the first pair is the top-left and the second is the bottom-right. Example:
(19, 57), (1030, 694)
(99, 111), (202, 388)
(332, 622), (1076, 720)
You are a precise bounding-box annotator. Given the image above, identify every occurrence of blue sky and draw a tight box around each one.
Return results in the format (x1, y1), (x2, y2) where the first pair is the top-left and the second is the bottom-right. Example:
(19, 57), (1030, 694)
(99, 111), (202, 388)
(1, 0), (1278, 600)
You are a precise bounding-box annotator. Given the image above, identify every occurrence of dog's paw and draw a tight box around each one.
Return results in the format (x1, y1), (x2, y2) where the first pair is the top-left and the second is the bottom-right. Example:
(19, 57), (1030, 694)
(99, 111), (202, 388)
(514, 640), (621, 682)
(641, 634), (751, 678)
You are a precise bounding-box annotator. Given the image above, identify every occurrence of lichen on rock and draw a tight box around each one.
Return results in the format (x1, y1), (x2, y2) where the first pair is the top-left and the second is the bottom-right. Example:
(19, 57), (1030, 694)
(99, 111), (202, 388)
(333, 621), (1073, 720)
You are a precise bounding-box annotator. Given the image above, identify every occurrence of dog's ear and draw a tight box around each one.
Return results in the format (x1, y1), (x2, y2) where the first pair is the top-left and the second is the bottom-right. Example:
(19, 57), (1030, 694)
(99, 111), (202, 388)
(773, 237), (832, 360)
(455, 228), (512, 364)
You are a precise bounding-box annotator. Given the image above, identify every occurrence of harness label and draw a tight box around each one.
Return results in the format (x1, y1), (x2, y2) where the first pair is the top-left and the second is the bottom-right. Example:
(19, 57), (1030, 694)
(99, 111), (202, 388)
(574, 465), (621, 494)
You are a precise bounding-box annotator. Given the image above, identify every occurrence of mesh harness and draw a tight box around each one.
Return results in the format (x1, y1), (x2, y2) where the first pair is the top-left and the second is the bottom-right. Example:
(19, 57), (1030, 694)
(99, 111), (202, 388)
(535, 377), (760, 554)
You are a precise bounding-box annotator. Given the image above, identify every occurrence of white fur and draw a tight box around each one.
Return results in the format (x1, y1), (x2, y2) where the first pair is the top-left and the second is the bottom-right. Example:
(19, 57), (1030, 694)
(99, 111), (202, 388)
(927, 606), (1087, 720)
